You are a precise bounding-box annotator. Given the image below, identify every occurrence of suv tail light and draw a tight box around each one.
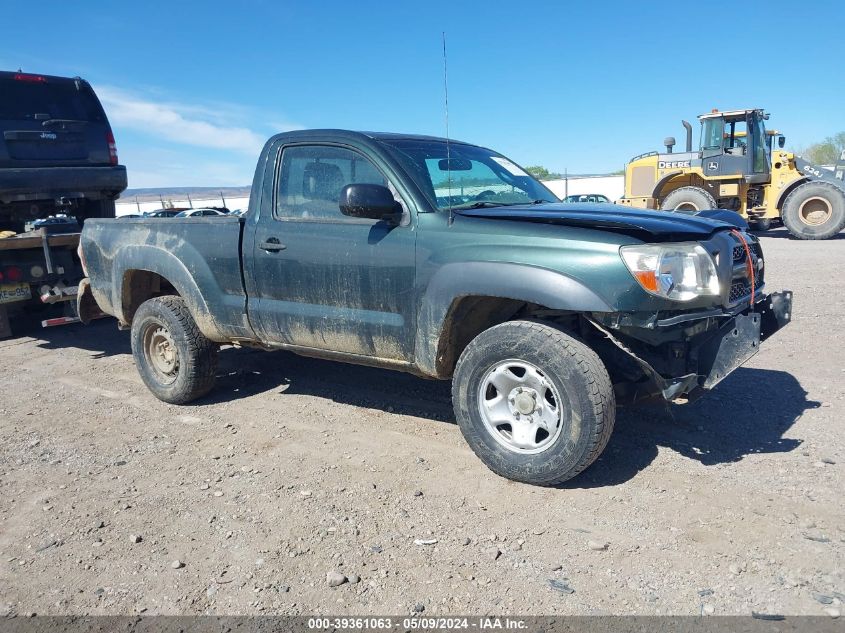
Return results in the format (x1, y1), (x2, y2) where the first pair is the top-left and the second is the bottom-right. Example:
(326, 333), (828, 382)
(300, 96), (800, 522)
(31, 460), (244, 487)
(14, 73), (47, 83)
(106, 129), (118, 165)
(4, 266), (23, 282)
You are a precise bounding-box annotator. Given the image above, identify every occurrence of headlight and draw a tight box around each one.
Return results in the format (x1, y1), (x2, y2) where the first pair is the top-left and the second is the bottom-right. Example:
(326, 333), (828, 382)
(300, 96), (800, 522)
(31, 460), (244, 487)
(620, 243), (720, 301)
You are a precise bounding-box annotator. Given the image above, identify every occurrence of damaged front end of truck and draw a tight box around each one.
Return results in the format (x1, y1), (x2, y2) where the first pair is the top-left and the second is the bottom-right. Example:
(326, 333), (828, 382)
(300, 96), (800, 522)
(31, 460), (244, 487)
(584, 229), (793, 405)
(587, 291), (792, 404)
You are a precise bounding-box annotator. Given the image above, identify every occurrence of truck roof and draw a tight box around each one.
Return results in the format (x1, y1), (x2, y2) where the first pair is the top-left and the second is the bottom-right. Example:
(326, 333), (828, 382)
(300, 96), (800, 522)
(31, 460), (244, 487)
(270, 128), (477, 147)
(698, 108), (763, 120)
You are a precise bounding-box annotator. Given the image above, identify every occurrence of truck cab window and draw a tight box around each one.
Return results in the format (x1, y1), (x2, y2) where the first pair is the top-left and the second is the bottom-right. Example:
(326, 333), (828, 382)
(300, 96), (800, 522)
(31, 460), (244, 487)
(276, 145), (388, 220)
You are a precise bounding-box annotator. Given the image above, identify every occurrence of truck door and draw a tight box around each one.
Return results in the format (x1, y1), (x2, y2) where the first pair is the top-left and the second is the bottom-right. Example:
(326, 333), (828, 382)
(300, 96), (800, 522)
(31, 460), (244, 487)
(245, 143), (417, 361)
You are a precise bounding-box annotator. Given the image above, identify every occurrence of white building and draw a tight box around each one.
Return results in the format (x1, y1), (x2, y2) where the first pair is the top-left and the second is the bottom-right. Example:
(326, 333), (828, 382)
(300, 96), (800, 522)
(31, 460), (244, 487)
(542, 175), (625, 202)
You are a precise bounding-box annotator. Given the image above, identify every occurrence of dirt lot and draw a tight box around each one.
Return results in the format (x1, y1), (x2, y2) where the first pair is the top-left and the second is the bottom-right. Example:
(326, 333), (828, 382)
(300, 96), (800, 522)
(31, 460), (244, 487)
(0, 228), (843, 618)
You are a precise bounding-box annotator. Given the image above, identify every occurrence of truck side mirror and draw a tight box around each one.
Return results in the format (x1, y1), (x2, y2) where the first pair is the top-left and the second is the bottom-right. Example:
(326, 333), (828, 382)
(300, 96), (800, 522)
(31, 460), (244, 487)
(778, 135), (785, 149)
(339, 184), (401, 223)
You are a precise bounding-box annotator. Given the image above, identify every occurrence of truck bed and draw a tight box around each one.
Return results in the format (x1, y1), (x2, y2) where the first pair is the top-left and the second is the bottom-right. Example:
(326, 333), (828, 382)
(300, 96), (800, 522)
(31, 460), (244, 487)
(80, 216), (250, 341)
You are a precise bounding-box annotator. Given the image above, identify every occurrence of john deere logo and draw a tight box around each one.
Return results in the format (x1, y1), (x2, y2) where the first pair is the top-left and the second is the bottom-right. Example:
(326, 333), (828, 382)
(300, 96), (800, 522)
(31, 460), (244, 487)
(707, 161), (719, 171)
(658, 160), (690, 169)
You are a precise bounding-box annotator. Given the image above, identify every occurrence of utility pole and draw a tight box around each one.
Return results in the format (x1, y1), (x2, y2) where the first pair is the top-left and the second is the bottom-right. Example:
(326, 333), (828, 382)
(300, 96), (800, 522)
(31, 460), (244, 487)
(135, 197), (141, 213)
(564, 168), (568, 199)
(220, 191), (227, 208)
(187, 193), (193, 209)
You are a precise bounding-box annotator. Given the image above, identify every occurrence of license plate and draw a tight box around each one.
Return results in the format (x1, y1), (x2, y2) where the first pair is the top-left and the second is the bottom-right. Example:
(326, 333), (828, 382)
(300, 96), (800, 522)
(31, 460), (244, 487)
(0, 282), (32, 305)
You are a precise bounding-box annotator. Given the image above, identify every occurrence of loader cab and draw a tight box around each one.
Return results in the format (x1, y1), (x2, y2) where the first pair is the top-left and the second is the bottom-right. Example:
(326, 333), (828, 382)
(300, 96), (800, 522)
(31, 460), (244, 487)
(698, 109), (771, 183)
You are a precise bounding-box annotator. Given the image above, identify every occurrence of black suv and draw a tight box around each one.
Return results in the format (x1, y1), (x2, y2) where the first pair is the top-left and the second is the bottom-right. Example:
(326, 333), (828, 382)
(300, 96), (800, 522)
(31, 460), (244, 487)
(0, 71), (127, 233)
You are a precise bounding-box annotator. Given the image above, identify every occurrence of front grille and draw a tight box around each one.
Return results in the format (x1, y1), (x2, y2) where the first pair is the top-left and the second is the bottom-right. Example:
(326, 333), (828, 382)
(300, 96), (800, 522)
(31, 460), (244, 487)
(732, 240), (764, 262)
(729, 281), (749, 303)
(726, 234), (764, 304)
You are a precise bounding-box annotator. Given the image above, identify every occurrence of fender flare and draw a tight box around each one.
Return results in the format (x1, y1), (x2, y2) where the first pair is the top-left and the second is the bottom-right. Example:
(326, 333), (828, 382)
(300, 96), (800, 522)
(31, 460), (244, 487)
(651, 170), (684, 200)
(775, 176), (811, 210)
(414, 261), (613, 377)
(111, 245), (222, 340)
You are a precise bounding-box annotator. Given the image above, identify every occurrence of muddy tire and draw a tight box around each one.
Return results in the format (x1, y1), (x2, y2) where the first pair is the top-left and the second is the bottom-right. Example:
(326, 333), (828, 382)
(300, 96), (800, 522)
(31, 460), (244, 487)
(660, 186), (717, 212)
(131, 296), (218, 404)
(451, 320), (615, 486)
(781, 181), (845, 240)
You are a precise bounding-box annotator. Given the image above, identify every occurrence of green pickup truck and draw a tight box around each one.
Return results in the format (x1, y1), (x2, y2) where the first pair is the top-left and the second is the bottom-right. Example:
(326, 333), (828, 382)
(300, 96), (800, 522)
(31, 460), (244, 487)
(77, 130), (792, 485)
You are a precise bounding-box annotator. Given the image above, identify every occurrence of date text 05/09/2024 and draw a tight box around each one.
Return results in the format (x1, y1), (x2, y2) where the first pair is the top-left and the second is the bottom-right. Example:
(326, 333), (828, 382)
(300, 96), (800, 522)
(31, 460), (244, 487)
(306, 617), (527, 630)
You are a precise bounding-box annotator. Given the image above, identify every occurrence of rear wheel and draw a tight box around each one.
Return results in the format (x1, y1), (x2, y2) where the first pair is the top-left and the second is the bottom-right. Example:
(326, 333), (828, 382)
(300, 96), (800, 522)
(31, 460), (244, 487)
(452, 320), (615, 486)
(660, 186), (717, 213)
(782, 181), (845, 240)
(131, 296), (218, 404)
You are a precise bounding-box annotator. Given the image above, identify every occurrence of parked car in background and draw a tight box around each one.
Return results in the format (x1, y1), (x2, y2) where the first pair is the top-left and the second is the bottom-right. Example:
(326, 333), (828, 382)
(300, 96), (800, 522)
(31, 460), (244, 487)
(29, 215), (80, 233)
(0, 70), (127, 232)
(227, 208), (247, 217)
(144, 209), (183, 218)
(0, 69), (126, 337)
(563, 194), (611, 203)
(173, 208), (225, 218)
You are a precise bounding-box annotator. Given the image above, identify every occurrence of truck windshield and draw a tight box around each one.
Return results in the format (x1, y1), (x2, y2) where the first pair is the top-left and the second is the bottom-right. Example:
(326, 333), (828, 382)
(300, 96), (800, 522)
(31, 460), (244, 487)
(379, 139), (558, 211)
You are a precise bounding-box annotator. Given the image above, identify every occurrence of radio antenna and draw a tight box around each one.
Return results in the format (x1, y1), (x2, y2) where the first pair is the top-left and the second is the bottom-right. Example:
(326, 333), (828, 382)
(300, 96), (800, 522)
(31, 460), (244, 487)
(442, 31), (454, 226)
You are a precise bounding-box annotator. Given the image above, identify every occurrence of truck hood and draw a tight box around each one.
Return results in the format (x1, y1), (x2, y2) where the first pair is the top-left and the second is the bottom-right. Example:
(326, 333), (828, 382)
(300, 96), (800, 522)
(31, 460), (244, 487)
(454, 203), (739, 242)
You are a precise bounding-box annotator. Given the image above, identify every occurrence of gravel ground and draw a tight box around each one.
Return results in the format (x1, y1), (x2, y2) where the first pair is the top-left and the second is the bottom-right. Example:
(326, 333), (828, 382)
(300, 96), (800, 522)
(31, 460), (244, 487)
(0, 227), (843, 617)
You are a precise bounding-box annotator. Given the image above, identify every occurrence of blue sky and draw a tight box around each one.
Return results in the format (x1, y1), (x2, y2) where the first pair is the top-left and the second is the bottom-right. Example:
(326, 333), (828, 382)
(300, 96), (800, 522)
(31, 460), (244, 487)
(2, 0), (842, 188)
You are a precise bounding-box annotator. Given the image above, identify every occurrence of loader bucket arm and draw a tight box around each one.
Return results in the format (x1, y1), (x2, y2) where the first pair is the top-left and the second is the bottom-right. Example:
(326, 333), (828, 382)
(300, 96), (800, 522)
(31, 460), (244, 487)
(795, 156), (845, 189)
(835, 150), (845, 182)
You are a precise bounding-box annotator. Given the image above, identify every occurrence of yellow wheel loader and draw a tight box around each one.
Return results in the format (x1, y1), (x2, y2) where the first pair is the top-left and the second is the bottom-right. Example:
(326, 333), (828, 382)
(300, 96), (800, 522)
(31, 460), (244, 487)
(619, 109), (845, 239)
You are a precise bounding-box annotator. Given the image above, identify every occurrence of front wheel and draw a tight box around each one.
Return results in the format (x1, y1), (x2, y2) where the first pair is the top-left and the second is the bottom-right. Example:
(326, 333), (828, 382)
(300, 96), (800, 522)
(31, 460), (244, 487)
(781, 181), (845, 240)
(131, 296), (218, 404)
(659, 186), (717, 213)
(452, 320), (615, 486)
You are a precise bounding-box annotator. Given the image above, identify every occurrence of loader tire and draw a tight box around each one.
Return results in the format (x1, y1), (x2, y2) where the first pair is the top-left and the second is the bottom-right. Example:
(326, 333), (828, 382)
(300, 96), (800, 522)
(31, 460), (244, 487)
(660, 186), (717, 213)
(131, 296), (218, 404)
(781, 181), (845, 240)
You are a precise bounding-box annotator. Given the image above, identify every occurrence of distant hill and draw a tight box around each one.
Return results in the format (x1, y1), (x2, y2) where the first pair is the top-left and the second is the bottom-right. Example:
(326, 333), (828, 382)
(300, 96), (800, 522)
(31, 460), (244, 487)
(122, 186), (251, 203)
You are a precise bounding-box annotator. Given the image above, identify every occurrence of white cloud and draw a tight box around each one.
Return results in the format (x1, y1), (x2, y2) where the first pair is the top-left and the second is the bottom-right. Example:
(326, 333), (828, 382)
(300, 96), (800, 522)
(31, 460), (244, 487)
(116, 145), (255, 189)
(97, 87), (272, 155)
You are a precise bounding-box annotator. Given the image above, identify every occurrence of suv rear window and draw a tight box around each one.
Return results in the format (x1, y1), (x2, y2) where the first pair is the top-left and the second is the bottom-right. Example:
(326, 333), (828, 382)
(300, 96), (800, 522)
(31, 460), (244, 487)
(0, 77), (105, 122)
